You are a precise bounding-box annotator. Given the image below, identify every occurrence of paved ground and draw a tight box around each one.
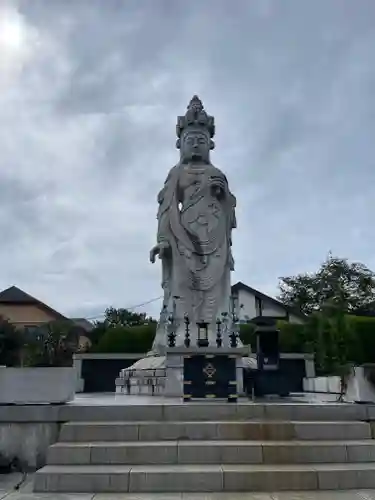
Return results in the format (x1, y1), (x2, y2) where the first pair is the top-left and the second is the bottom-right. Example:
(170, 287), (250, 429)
(70, 392), (340, 406)
(2, 474), (375, 500)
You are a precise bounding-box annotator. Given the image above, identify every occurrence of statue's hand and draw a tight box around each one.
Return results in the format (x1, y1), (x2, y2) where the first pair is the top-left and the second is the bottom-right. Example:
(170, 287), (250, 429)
(150, 242), (170, 263)
(210, 176), (226, 199)
(212, 185), (223, 198)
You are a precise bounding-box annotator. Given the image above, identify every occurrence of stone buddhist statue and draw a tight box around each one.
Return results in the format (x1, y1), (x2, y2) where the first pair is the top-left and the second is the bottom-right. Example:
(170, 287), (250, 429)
(150, 96), (237, 351)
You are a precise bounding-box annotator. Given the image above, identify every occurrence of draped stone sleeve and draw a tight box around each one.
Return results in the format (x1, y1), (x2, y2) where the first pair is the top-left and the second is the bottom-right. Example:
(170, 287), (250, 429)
(231, 195), (237, 230)
(221, 174), (236, 231)
(223, 177), (236, 246)
(156, 166), (179, 245)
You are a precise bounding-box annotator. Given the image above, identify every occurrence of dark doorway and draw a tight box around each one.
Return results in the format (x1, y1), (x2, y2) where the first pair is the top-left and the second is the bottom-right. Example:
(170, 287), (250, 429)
(81, 358), (139, 393)
(243, 357), (307, 397)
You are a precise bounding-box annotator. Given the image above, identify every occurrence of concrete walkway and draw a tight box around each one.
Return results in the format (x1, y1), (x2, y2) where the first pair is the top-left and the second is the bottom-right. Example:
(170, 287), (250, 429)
(69, 392), (340, 405)
(2, 474), (375, 500)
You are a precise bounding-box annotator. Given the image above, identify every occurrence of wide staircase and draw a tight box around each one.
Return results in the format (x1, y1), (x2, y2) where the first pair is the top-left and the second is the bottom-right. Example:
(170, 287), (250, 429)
(34, 402), (375, 493)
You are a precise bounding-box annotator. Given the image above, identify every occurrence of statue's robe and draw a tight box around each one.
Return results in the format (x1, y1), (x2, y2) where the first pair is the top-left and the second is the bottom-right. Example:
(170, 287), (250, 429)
(152, 162), (237, 352)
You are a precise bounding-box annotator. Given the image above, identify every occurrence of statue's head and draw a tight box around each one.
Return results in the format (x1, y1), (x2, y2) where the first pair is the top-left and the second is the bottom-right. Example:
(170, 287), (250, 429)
(179, 129), (211, 163)
(176, 95), (215, 163)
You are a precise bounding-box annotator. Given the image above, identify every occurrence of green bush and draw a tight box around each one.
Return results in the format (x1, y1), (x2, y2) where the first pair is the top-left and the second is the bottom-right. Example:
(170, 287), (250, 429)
(276, 315), (375, 366)
(239, 323), (256, 349)
(90, 314), (375, 368)
(275, 314), (375, 373)
(23, 320), (78, 367)
(240, 321), (308, 353)
(0, 317), (24, 366)
(278, 321), (309, 353)
(93, 324), (156, 353)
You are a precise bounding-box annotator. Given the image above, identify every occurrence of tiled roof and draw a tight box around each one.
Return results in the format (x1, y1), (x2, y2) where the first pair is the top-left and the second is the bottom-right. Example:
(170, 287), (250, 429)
(0, 285), (67, 320)
(0, 285), (38, 304)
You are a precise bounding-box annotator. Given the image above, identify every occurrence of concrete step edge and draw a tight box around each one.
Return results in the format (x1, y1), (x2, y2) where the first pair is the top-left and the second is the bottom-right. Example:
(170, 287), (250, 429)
(33, 462), (375, 493)
(61, 420), (370, 425)
(50, 439), (375, 447)
(36, 462), (375, 472)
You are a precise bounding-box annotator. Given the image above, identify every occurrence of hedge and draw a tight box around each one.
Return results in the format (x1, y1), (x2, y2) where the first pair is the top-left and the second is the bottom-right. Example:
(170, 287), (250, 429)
(91, 316), (375, 367)
(92, 324), (156, 354)
(239, 316), (375, 369)
(239, 321), (310, 353)
(92, 322), (311, 354)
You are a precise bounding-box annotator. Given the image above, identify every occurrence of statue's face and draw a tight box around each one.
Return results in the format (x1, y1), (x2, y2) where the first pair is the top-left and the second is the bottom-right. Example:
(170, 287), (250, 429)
(181, 130), (210, 162)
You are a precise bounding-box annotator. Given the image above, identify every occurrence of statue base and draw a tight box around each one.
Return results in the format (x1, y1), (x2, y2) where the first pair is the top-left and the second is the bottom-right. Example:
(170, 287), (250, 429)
(115, 346), (252, 398)
(115, 354), (167, 396)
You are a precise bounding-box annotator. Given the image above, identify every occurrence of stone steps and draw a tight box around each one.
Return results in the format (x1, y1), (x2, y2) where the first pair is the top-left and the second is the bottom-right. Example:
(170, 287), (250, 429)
(34, 463), (375, 492)
(59, 420), (372, 442)
(34, 408), (375, 493)
(54, 402), (370, 422)
(47, 439), (375, 465)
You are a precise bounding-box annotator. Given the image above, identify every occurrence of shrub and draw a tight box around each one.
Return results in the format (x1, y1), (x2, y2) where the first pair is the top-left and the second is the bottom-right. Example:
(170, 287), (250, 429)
(0, 317), (24, 366)
(278, 321), (309, 353)
(23, 320), (78, 367)
(93, 324), (156, 353)
(240, 321), (309, 353)
(239, 323), (256, 349)
(90, 313), (375, 368)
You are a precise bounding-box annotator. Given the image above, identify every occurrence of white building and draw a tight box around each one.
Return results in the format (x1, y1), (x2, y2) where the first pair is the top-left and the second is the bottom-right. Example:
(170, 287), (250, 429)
(231, 281), (305, 324)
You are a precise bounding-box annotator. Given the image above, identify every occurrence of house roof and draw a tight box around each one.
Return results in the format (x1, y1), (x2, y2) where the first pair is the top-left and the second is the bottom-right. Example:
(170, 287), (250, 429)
(0, 285), (68, 320)
(231, 281), (306, 319)
(71, 318), (94, 332)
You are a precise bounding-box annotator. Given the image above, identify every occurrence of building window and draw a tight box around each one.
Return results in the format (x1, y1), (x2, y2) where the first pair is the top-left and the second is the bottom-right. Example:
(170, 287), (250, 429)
(255, 297), (263, 317)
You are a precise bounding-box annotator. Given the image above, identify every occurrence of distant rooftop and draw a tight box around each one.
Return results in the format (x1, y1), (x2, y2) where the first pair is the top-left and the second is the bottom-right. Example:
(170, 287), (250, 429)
(71, 317), (94, 332)
(0, 285), (67, 320)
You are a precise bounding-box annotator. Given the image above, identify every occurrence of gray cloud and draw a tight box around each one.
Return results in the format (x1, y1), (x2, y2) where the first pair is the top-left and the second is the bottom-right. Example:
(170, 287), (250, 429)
(1, 0), (375, 319)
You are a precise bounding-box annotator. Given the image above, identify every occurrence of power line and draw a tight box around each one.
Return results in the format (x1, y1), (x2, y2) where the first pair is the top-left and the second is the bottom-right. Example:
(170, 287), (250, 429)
(84, 295), (163, 322)
(128, 296), (163, 310)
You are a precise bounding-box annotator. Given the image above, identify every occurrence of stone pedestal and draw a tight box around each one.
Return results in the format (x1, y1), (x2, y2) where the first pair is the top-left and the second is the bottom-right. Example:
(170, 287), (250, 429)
(115, 346), (250, 398)
(165, 346), (250, 398)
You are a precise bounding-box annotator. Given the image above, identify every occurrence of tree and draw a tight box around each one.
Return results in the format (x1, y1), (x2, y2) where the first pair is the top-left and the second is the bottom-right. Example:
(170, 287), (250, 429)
(104, 307), (155, 328)
(312, 301), (356, 400)
(278, 254), (375, 315)
(310, 301), (353, 374)
(90, 320), (108, 346)
(89, 308), (156, 347)
(23, 320), (78, 367)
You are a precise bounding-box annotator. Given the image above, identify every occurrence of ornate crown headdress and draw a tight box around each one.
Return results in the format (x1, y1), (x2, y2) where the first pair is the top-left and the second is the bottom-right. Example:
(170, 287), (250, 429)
(176, 96), (215, 149)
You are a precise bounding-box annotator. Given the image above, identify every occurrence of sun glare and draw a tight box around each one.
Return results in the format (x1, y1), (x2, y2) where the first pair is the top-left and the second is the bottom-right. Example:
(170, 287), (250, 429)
(0, 8), (25, 51)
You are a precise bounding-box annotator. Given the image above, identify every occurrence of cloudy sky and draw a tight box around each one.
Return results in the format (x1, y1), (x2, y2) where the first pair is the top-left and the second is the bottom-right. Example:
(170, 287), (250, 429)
(0, 0), (374, 321)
